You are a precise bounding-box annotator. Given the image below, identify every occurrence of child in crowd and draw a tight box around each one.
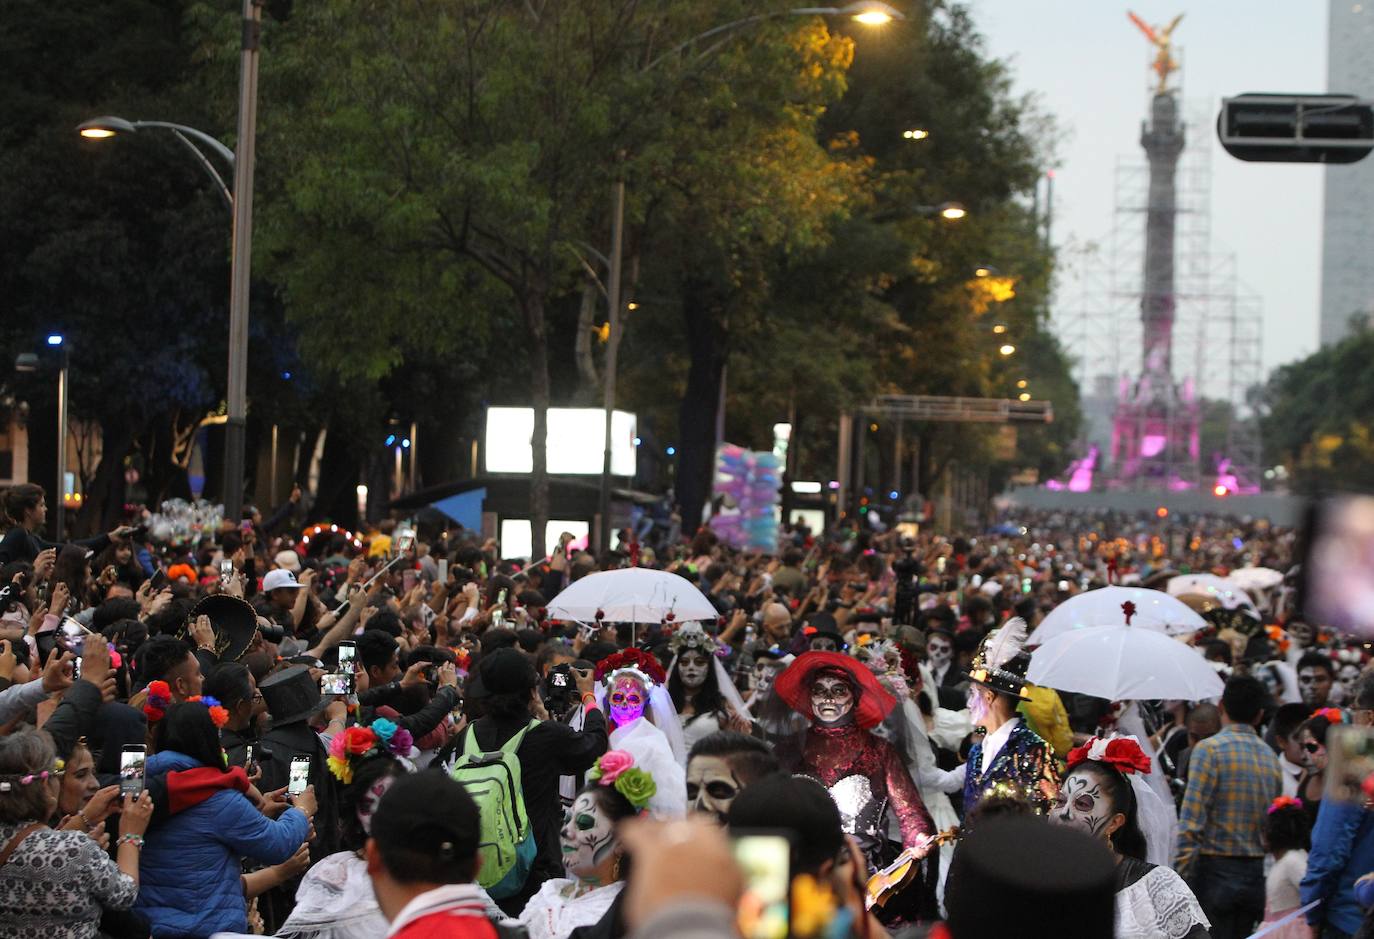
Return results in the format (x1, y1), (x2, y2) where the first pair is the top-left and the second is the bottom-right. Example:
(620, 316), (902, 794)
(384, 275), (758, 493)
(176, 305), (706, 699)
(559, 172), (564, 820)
(1262, 795), (1314, 939)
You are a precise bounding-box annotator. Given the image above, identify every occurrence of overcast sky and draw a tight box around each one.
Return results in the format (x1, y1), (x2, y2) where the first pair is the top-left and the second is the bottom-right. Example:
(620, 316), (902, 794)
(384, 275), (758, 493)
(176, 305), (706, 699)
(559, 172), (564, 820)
(966, 1), (1329, 378)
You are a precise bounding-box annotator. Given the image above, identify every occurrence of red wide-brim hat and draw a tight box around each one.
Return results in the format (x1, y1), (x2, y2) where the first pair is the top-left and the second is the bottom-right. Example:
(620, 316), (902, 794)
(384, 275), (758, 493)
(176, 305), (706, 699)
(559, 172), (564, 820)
(773, 650), (896, 729)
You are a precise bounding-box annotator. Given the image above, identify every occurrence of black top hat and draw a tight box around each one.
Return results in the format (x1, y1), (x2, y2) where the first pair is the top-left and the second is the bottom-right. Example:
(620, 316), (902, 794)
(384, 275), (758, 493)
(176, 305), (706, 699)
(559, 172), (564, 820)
(965, 650), (1034, 700)
(944, 818), (1115, 938)
(187, 594), (259, 663)
(258, 665), (328, 726)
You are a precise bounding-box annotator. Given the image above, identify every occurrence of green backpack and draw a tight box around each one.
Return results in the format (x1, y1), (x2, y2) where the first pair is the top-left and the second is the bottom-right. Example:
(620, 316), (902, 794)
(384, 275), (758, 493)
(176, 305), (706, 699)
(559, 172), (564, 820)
(447, 719), (538, 898)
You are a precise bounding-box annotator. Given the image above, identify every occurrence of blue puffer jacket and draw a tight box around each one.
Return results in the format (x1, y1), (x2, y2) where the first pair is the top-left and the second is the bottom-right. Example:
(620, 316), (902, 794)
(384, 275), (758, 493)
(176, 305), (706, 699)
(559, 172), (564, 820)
(133, 750), (310, 937)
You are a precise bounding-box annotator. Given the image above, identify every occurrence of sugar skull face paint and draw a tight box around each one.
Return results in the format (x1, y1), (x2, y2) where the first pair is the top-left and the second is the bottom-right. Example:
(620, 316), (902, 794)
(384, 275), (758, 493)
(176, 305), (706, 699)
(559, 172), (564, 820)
(356, 772), (398, 836)
(810, 673), (855, 725)
(677, 651), (710, 691)
(608, 675), (647, 726)
(560, 791), (617, 880)
(686, 754), (741, 825)
(1050, 767), (1118, 841)
(927, 637), (952, 670)
(752, 660), (782, 697)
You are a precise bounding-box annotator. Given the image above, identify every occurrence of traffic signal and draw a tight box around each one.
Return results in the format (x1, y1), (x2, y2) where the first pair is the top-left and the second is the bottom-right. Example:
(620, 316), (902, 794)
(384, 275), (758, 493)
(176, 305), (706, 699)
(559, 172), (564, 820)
(1218, 94), (1374, 164)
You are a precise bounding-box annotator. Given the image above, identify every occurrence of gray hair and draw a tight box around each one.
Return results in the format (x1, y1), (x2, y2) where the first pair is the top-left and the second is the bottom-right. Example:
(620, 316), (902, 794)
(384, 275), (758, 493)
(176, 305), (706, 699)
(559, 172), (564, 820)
(0, 728), (57, 824)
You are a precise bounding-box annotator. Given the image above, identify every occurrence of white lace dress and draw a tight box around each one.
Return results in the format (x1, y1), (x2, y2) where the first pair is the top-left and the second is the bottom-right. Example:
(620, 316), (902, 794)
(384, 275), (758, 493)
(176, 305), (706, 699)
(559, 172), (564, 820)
(1114, 857), (1211, 939)
(517, 878), (623, 939)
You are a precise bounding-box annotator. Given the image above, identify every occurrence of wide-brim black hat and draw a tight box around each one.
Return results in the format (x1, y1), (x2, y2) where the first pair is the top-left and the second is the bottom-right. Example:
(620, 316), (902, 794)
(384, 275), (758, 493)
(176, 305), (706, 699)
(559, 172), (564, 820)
(258, 665), (328, 726)
(188, 594), (259, 663)
(964, 650), (1033, 700)
(945, 817), (1115, 938)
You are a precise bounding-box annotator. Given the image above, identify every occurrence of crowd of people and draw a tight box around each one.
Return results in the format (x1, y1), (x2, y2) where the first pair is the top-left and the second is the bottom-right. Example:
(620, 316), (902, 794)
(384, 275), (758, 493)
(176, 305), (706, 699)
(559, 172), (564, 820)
(0, 477), (1372, 939)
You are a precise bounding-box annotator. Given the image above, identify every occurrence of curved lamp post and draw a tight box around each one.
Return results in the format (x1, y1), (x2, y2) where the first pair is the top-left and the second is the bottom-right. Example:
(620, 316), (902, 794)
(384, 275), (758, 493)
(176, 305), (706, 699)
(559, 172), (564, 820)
(77, 116), (234, 210)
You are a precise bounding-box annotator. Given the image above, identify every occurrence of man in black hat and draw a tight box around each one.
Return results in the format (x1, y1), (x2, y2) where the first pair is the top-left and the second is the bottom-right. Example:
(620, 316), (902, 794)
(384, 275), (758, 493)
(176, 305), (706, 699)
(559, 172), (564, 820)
(954, 619), (1059, 816)
(436, 647), (607, 915)
(257, 665), (343, 852)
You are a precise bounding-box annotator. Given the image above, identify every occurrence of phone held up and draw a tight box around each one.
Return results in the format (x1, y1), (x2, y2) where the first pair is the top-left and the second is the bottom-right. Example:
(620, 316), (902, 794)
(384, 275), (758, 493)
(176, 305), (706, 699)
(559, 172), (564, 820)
(120, 745), (147, 796)
(288, 755), (311, 797)
(732, 829), (794, 939)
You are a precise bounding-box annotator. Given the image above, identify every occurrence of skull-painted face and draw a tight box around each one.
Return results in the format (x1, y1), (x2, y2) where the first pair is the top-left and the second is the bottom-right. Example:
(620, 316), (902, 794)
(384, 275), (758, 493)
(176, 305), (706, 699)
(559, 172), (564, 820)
(810, 635), (841, 653)
(751, 659), (782, 696)
(677, 650), (711, 691)
(355, 771), (398, 836)
(927, 636), (952, 670)
(560, 791), (618, 881)
(686, 754), (741, 824)
(1050, 766), (1121, 842)
(810, 673), (855, 726)
(608, 675), (648, 725)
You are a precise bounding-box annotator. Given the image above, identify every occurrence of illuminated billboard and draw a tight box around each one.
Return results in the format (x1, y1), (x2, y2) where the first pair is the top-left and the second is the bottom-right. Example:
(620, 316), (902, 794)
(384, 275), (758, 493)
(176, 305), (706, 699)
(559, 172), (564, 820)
(484, 407), (637, 476)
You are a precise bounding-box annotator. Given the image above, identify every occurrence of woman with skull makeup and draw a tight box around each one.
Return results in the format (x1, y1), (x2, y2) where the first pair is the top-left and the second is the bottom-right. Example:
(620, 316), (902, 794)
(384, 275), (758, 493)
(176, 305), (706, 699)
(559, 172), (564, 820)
(518, 750), (653, 939)
(773, 650), (937, 908)
(1051, 735), (1211, 939)
(666, 624), (753, 753)
(1296, 708), (1343, 829)
(592, 649), (686, 818)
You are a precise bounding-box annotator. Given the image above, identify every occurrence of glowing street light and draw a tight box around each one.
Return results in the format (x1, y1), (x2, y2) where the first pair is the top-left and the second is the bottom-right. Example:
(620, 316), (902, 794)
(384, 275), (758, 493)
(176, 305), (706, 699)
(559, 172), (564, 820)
(1018, 392), (1032, 402)
(998, 344), (1016, 356)
(992, 324), (1008, 334)
(902, 128), (930, 140)
(1016, 379), (1028, 389)
(937, 201), (967, 220)
(973, 265), (1000, 277)
(845, 1), (903, 24)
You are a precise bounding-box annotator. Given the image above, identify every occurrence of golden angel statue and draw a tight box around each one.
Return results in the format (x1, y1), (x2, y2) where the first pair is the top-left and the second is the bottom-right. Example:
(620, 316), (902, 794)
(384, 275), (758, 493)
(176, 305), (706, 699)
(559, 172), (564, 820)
(1128, 11), (1184, 93)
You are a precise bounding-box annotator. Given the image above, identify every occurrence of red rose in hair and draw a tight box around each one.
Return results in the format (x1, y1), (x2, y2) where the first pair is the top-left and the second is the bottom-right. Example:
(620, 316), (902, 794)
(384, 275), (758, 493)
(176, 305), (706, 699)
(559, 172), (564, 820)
(343, 726), (377, 756)
(594, 648), (667, 685)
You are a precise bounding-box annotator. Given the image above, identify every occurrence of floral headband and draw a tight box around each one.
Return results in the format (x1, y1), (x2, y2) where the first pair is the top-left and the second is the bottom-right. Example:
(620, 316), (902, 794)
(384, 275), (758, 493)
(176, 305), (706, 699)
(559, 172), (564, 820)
(1311, 707), (1345, 725)
(595, 648), (666, 687)
(1066, 734), (1152, 776)
(327, 718), (413, 784)
(0, 767), (59, 792)
(586, 749), (656, 811)
(143, 681), (228, 728)
(1268, 795), (1304, 815)
(667, 623), (727, 659)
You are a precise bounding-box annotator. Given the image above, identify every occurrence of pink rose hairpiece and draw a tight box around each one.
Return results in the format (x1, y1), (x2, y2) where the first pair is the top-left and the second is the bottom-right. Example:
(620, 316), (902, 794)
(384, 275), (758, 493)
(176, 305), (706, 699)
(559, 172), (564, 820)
(587, 749), (657, 812)
(1268, 795), (1304, 815)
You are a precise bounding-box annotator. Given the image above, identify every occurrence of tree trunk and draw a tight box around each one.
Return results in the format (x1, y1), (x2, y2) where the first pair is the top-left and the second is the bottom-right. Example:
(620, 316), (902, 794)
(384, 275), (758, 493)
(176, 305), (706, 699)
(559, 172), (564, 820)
(523, 288), (551, 560)
(676, 277), (728, 537)
(76, 423), (135, 537)
(573, 280), (600, 404)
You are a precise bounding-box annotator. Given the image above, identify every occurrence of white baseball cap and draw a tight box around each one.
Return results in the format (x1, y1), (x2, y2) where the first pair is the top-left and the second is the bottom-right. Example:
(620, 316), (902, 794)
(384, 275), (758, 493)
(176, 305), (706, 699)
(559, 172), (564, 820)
(263, 569), (307, 592)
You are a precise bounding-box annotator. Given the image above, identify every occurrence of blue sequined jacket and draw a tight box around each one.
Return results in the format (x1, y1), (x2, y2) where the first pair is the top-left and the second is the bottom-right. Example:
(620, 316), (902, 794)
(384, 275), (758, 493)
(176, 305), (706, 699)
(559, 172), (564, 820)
(963, 719), (1060, 813)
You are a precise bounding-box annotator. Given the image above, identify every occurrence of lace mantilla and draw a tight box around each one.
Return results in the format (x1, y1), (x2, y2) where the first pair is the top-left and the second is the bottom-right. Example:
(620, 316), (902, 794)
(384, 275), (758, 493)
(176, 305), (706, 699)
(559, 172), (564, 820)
(1115, 866), (1210, 939)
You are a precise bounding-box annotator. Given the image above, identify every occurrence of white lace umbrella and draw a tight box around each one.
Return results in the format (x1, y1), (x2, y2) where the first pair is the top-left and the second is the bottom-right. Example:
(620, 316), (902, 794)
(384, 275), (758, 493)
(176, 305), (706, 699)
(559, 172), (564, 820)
(1228, 567), (1285, 592)
(1029, 586), (1206, 646)
(1028, 621), (1224, 701)
(547, 568), (717, 624)
(1166, 573), (1256, 611)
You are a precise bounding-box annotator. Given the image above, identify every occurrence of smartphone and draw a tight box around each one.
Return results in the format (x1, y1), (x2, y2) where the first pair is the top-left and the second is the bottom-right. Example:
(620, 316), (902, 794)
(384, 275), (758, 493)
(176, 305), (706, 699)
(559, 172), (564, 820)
(288, 755), (311, 796)
(731, 830), (793, 939)
(337, 640), (356, 674)
(120, 745), (147, 796)
(241, 519), (253, 533)
(244, 744), (255, 771)
(148, 568), (168, 592)
(219, 560), (234, 583)
(320, 673), (353, 696)
(59, 617), (90, 654)
(438, 559), (449, 584)
(73, 656), (82, 679)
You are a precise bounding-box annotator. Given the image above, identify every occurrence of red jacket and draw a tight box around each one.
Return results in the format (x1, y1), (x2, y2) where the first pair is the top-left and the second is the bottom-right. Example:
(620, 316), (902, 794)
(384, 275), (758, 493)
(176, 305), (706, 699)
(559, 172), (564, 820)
(387, 885), (498, 939)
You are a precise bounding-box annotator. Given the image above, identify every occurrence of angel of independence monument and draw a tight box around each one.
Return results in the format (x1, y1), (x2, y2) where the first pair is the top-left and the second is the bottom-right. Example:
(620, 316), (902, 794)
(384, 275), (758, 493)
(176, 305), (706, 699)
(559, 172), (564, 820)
(1109, 12), (1201, 491)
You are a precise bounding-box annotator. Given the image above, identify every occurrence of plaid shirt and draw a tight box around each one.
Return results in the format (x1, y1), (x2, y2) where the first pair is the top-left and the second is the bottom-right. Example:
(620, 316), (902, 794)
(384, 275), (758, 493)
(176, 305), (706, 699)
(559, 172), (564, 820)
(1176, 722), (1282, 879)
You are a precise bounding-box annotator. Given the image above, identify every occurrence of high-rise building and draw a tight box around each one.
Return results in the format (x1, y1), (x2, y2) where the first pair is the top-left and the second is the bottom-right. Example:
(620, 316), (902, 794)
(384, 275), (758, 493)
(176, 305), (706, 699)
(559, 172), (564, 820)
(1320, 0), (1374, 345)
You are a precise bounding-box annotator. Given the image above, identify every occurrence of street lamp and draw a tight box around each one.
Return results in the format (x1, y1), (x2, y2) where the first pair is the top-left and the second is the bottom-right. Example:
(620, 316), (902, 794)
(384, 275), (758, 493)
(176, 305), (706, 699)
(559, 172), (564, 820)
(902, 128), (930, 140)
(78, 0), (262, 530)
(998, 344), (1016, 356)
(77, 116), (235, 209)
(936, 201), (967, 220)
(15, 336), (69, 540)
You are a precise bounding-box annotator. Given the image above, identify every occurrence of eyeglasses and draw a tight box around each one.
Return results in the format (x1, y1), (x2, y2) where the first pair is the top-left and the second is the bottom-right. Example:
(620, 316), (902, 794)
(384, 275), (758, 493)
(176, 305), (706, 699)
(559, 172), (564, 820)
(1303, 742), (1323, 754)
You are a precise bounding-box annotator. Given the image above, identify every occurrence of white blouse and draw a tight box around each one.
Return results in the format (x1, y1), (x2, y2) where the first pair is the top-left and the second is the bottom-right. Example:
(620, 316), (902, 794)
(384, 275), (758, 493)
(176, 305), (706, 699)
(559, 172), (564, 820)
(518, 879), (623, 939)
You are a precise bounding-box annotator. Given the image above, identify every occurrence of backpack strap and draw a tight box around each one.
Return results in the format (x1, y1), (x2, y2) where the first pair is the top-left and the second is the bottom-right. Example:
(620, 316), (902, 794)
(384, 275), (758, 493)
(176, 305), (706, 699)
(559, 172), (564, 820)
(500, 719), (540, 755)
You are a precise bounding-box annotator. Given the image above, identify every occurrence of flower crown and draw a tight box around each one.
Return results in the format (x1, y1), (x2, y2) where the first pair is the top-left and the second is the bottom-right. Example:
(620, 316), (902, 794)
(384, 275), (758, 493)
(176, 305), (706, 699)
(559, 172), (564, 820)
(1311, 707), (1345, 725)
(1268, 795), (1304, 815)
(667, 623), (726, 659)
(143, 681), (228, 728)
(0, 767), (57, 792)
(1067, 734), (1152, 776)
(586, 749), (657, 811)
(326, 718), (414, 784)
(595, 648), (666, 686)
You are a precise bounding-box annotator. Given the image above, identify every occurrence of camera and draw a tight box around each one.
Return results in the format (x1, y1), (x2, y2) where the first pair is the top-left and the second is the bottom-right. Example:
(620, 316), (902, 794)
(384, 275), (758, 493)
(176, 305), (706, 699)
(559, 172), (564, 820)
(544, 663), (576, 714)
(258, 621), (286, 644)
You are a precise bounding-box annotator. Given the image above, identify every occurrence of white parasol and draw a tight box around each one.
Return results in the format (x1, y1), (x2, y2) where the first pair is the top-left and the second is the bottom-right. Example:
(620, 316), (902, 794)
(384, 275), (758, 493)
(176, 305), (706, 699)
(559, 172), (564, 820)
(1166, 573), (1256, 611)
(1228, 566), (1285, 592)
(1027, 602), (1224, 701)
(1029, 586), (1206, 646)
(547, 567), (717, 624)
